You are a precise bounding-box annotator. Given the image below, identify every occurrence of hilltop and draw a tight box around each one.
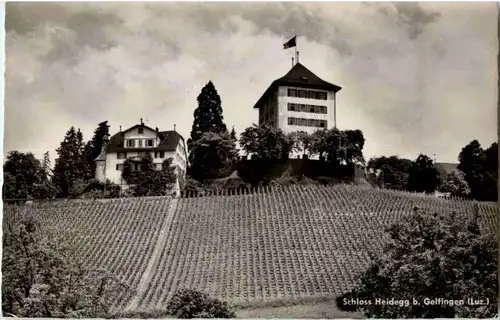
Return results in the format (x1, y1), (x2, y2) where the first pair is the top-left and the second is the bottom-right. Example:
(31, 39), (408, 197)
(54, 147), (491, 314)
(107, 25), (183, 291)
(3, 184), (497, 315)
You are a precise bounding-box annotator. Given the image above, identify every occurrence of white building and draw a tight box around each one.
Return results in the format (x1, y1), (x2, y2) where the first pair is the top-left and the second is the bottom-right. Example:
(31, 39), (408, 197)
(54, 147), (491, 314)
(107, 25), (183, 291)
(252, 62), (342, 159)
(95, 120), (188, 193)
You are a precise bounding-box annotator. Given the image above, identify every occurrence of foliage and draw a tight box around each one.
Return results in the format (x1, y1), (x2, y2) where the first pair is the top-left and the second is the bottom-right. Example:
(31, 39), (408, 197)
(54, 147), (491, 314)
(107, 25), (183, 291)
(239, 124), (291, 161)
(189, 81), (228, 148)
(287, 131), (313, 157)
(2, 213), (128, 317)
(3, 151), (51, 200)
(407, 154), (441, 193)
(336, 206), (497, 318)
(68, 178), (121, 199)
(368, 156), (412, 191)
(41, 151), (52, 182)
(188, 131), (239, 181)
(166, 289), (235, 318)
(121, 153), (176, 197)
(438, 170), (471, 198)
(52, 127), (87, 198)
(309, 129), (330, 159)
(309, 128), (365, 166)
(458, 141), (497, 201)
(83, 121), (110, 180)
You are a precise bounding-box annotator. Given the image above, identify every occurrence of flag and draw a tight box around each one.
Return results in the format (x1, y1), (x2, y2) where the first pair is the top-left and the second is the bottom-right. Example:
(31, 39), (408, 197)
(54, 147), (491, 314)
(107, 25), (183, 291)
(283, 36), (296, 49)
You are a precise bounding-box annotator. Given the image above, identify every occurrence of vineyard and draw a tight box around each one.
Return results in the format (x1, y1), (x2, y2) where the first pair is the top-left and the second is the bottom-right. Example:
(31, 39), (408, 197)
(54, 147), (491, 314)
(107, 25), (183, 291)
(3, 184), (498, 314)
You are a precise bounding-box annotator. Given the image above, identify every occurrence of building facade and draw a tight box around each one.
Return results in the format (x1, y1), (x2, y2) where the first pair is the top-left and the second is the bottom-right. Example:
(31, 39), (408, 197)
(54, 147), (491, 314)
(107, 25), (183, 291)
(253, 62), (342, 158)
(95, 121), (188, 193)
(253, 62), (342, 135)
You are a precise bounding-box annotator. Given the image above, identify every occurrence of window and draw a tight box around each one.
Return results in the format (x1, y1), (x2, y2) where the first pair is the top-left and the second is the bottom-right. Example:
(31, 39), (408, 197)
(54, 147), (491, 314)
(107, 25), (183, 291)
(288, 117), (327, 128)
(160, 151), (165, 158)
(287, 87), (328, 101)
(116, 164), (124, 170)
(138, 127), (144, 134)
(147, 139), (154, 147)
(117, 152), (127, 159)
(287, 103), (327, 114)
(126, 139), (135, 147)
(138, 139), (143, 147)
(138, 151), (146, 158)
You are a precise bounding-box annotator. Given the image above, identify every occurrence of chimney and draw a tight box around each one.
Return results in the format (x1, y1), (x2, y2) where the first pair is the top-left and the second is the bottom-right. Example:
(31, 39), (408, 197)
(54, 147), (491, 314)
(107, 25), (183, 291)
(140, 118), (143, 125)
(292, 56), (294, 67)
(119, 125), (122, 132)
(297, 51), (300, 64)
(156, 127), (159, 132)
(174, 124), (176, 131)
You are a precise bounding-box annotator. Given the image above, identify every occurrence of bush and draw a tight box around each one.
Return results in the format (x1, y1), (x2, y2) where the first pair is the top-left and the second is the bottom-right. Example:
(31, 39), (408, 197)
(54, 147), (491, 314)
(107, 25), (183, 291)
(336, 206), (497, 318)
(166, 288), (235, 318)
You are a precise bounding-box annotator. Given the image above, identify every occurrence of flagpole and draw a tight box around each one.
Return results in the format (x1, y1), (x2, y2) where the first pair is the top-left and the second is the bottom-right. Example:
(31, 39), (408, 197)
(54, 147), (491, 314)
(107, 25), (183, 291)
(294, 32), (298, 65)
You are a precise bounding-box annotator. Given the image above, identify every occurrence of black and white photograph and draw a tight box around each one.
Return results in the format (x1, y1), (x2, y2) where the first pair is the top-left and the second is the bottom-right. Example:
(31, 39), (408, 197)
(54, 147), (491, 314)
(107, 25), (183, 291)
(2, 2), (498, 318)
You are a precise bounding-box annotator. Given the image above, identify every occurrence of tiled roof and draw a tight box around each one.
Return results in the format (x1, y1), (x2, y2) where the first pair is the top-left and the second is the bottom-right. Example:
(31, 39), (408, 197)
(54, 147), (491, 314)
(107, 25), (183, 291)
(253, 62), (342, 109)
(104, 128), (184, 154)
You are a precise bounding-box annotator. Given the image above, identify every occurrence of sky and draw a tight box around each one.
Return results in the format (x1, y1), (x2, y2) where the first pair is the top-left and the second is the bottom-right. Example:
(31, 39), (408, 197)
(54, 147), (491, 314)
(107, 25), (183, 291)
(5, 2), (498, 164)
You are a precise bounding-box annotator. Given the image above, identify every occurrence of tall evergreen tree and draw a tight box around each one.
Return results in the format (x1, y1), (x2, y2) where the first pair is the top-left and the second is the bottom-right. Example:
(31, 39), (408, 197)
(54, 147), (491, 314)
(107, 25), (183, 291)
(52, 127), (86, 198)
(189, 81), (228, 148)
(83, 121), (110, 180)
(42, 151), (52, 183)
(230, 126), (237, 141)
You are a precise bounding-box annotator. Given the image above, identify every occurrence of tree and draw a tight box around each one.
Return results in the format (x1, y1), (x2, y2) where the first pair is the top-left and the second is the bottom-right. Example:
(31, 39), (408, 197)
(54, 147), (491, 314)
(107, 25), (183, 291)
(438, 170), (471, 198)
(309, 129), (330, 159)
(336, 206), (497, 318)
(189, 81), (228, 148)
(368, 156), (412, 191)
(407, 154), (441, 193)
(52, 127), (86, 198)
(481, 142), (498, 201)
(458, 140), (486, 200)
(121, 153), (176, 197)
(188, 131), (239, 181)
(3, 151), (45, 200)
(83, 121), (110, 181)
(457, 140), (498, 201)
(239, 124), (291, 161)
(230, 126), (237, 142)
(287, 131), (312, 157)
(2, 212), (129, 317)
(41, 151), (52, 183)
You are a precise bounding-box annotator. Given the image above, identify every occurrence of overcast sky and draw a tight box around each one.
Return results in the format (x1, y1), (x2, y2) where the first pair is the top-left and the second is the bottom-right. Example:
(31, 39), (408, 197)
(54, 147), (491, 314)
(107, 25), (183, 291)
(5, 2), (498, 163)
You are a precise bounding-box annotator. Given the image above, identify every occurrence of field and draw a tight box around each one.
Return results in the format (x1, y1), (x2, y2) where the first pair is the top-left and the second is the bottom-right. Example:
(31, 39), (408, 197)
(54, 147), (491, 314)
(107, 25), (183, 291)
(3, 184), (498, 315)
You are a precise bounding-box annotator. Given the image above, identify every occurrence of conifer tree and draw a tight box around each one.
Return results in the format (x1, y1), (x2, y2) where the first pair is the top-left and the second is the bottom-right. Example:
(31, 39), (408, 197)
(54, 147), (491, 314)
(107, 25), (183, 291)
(189, 81), (228, 148)
(52, 127), (86, 197)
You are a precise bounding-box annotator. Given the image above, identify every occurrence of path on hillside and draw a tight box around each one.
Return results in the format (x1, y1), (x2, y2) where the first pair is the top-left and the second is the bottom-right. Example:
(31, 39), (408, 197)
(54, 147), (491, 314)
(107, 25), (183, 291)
(125, 198), (179, 312)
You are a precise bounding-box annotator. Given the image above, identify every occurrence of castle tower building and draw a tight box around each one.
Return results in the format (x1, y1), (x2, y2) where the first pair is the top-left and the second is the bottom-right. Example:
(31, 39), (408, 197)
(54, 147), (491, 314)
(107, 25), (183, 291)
(252, 62), (342, 135)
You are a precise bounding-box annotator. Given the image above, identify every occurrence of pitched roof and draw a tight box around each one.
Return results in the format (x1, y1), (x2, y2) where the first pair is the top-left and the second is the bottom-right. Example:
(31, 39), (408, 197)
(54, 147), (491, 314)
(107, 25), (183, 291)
(104, 128), (184, 154)
(253, 62), (342, 109)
